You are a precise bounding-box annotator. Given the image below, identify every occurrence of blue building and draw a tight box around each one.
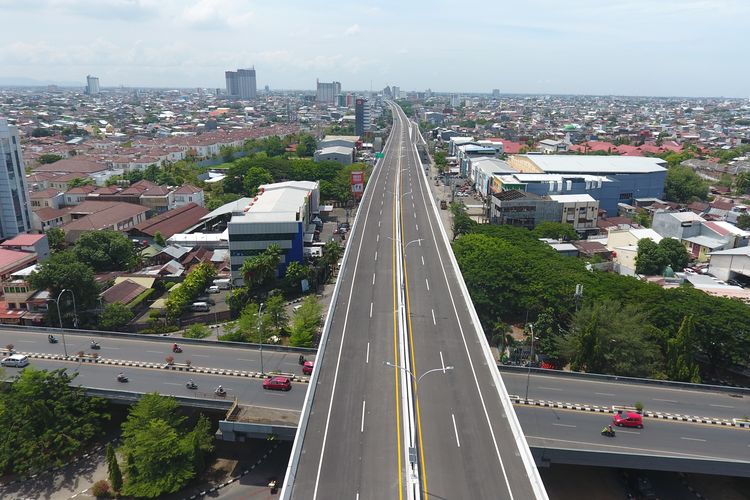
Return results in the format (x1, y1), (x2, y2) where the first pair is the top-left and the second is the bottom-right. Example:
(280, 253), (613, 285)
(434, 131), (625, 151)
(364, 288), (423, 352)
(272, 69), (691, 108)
(503, 155), (667, 215)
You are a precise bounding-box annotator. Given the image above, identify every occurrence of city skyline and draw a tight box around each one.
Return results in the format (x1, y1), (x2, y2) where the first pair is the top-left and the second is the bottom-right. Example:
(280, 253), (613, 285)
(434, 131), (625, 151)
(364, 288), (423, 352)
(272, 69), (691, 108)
(0, 0), (748, 98)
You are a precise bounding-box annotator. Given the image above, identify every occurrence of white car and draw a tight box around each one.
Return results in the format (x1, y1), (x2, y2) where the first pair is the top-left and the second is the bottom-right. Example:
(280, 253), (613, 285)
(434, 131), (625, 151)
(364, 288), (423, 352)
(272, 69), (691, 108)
(1, 354), (29, 367)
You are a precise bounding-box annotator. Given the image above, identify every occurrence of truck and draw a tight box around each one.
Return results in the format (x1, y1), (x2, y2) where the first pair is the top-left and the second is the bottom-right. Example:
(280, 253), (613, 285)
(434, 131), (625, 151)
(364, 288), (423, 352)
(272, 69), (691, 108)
(213, 278), (231, 290)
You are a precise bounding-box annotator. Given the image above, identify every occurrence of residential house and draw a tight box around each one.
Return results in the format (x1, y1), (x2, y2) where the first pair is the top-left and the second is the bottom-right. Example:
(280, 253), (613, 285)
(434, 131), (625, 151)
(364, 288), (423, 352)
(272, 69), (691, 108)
(127, 203), (209, 243)
(0, 249), (38, 281)
(606, 227), (663, 276)
(0, 233), (50, 261)
(31, 207), (70, 232)
(64, 185), (98, 206)
(61, 201), (149, 243)
(548, 194), (599, 235)
(30, 188), (64, 210)
(173, 185), (205, 208)
(0, 264), (48, 325)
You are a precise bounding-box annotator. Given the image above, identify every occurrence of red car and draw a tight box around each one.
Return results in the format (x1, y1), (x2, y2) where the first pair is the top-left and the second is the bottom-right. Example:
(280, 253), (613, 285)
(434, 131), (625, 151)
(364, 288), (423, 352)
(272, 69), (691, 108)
(263, 376), (292, 391)
(613, 410), (643, 428)
(302, 360), (314, 375)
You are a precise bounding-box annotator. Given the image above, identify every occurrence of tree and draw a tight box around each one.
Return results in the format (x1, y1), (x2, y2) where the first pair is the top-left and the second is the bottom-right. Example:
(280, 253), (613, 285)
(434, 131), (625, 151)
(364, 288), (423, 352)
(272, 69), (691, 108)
(289, 295), (322, 347)
(221, 301), (270, 343)
(45, 227), (66, 252)
(635, 238), (669, 275)
(28, 251), (99, 315)
(658, 238), (690, 271)
(67, 177), (94, 188)
(664, 166), (709, 203)
(38, 153), (63, 164)
(154, 231), (166, 247)
(297, 134), (317, 157)
(284, 261), (310, 293)
(120, 394), (212, 498)
(184, 323), (211, 339)
(736, 213), (750, 230)
(240, 244), (281, 289)
(74, 231), (137, 272)
(265, 293), (288, 332)
(243, 166), (273, 196)
(0, 368), (108, 475)
(106, 442), (123, 492)
(667, 315), (701, 383)
(531, 222), (579, 241)
(99, 302), (134, 331)
(449, 202), (476, 240)
(557, 300), (663, 377)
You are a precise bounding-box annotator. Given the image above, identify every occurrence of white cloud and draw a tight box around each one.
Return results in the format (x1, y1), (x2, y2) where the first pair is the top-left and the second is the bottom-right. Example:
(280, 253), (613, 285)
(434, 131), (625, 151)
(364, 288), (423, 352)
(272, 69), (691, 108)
(344, 24), (361, 36)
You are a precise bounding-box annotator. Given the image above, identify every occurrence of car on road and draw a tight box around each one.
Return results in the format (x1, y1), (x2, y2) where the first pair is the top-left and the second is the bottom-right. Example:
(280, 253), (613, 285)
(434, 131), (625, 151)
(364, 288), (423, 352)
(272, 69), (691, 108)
(207, 285), (221, 294)
(302, 360), (314, 375)
(263, 376), (292, 391)
(1, 354), (29, 367)
(613, 410), (644, 428)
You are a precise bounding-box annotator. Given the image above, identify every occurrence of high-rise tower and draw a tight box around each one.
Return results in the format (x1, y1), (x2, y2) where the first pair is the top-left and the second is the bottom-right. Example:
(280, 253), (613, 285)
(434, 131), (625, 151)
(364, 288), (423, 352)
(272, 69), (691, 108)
(0, 118), (32, 238)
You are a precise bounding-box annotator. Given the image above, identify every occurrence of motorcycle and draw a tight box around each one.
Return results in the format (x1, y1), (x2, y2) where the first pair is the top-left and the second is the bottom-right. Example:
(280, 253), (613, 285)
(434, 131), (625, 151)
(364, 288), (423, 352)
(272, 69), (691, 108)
(172, 345), (183, 353)
(298, 355), (305, 365)
(215, 387), (226, 397)
(48, 335), (58, 344)
(90, 341), (101, 350)
(601, 428), (616, 437)
(186, 381), (197, 390)
(117, 374), (128, 383)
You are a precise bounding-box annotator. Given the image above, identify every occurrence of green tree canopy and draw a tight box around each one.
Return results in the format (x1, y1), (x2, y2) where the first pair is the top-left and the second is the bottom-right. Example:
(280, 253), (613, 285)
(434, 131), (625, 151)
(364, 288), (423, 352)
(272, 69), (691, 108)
(449, 202), (476, 240)
(667, 315), (701, 383)
(74, 230), (137, 272)
(265, 293), (289, 333)
(243, 166), (273, 196)
(38, 153), (63, 164)
(664, 166), (709, 203)
(557, 300), (664, 377)
(297, 134), (317, 157)
(45, 227), (66, 252)
(531, 222), (579, 241)
(220, 301), (270, 343)
(736, 213), (750, 230)
(0, 368), (108, 475)
(28, 251), (99, 313)
(289, 295), (322, 347)
(120, 394), (213, 498)
(635, 238), (690, 275)
(240, 244), (281, 289)
(99, 302), (134, 331)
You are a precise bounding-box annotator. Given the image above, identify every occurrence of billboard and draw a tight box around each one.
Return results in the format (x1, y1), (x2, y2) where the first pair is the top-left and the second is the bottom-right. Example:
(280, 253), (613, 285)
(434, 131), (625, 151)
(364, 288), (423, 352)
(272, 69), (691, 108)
(350, 170), (364, 198)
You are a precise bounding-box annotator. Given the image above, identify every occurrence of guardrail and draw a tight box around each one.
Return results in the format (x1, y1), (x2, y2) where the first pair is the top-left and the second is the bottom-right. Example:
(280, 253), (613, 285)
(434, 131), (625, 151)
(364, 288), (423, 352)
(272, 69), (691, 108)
(0, 323), (317, 355)
(280, 107), (397, 500)
(83, 387), (235, 410)
(496, 364), (750, 396)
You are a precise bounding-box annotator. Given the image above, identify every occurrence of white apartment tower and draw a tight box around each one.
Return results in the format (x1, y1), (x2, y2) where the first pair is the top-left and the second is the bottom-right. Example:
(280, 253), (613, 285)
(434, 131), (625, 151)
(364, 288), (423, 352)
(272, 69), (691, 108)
(225, 68), (257, 99)
(0, 118), (32, 238)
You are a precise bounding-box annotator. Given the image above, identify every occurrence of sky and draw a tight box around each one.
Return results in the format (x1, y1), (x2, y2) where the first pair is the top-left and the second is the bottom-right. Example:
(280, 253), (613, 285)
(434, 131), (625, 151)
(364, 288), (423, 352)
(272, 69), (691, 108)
(0, 0), (748, 97)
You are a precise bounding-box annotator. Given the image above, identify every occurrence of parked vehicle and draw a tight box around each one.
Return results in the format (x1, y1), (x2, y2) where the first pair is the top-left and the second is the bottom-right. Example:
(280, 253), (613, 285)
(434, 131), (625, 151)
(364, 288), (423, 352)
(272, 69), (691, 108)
(1, 354), (29, 367)
(263, 376), (292, 391)
(207, 285), (221, 294)
(190, 301), (210, 312)
(213, 279), (231, 290)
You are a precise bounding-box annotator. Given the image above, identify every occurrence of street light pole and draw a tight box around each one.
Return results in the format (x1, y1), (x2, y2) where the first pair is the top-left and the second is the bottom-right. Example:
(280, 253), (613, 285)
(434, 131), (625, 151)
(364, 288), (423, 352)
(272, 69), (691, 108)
(258, 302), (265, 375)
(524, 323), (535, 402)
(52, 288), (77, 357)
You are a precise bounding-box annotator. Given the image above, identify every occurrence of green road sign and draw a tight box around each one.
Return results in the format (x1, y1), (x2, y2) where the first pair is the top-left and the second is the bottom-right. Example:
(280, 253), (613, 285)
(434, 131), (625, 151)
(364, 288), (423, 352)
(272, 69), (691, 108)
(375, 152), (385, 159)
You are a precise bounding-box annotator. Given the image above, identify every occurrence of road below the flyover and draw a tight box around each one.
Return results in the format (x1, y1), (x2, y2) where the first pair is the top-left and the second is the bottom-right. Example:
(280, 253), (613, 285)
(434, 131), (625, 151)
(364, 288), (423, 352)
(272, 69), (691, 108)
(502, 371), (750, 421)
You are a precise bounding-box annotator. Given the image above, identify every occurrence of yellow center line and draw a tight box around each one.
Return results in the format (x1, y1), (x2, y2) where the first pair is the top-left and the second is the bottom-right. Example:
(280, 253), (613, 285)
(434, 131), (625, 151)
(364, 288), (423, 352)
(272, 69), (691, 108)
(392, 132), (404, 500)
(400, 136), (429, 497)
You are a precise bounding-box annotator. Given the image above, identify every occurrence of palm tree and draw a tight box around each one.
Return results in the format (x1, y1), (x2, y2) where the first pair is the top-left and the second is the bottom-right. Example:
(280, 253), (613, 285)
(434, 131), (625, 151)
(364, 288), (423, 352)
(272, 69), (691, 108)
(490, 321), (514, 361)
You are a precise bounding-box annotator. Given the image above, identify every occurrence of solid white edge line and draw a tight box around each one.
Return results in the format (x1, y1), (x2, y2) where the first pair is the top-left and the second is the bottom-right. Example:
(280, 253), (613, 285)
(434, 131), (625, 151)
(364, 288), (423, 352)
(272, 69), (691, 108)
(410, 119), (546, 499)
(282, 119), (393, 500)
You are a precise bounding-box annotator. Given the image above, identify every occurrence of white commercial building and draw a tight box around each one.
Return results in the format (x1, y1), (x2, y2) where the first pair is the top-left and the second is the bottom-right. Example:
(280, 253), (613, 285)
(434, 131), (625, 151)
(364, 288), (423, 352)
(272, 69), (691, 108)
(228, 181), (320, 286)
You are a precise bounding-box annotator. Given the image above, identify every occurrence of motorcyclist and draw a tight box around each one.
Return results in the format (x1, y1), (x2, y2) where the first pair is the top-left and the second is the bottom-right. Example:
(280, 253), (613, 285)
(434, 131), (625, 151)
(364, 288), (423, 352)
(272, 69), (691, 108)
(601, 425), (614, 436)
(117, 372), (126, 381)
(299, 354), (305, 365)
(91, 339), (99, 347)
(173, 343), (179, 350)
(215, 385), (225, 394)
(187, 379), (196, 388)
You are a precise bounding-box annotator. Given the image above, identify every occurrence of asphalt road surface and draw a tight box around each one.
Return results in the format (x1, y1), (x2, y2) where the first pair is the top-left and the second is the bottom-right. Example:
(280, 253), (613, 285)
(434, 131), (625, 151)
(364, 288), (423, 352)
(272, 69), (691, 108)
(1, 357), (306, 411)
(0, 327), (313, 377)
(516, 405), (750, 462)
(287, 104), (544, 499)
(503, 371), (750, 421)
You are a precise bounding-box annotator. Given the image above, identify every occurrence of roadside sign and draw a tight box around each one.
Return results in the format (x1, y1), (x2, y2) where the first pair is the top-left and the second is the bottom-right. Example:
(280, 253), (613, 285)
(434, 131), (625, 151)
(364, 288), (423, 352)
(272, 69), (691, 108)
(375, 152), (385, 159)
(350, 170), (364, 198)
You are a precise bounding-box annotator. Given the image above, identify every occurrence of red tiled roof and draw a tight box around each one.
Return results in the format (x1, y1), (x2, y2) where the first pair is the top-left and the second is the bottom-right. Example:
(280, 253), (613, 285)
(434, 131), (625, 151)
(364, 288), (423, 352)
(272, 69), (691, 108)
(0, 249), (37, 270)
(173, 184), (201, 194)
(30, 188), (63, 199)
(1, 234), (46, 247)
(33, 157), (107, 174)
